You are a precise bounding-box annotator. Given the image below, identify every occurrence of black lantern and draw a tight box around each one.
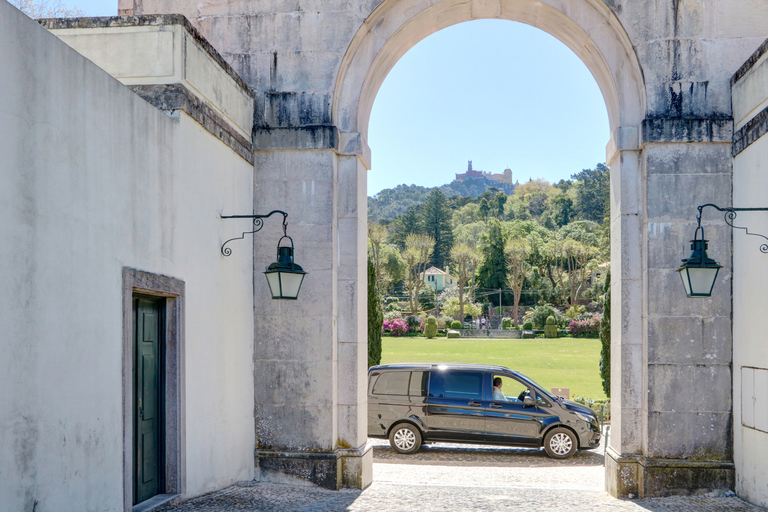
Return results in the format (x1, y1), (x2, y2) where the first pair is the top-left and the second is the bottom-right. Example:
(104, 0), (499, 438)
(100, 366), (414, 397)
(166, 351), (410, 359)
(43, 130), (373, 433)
(264, 237), (307, 300)
(677, 230), (722, 298)
(220, 210), (308, 300)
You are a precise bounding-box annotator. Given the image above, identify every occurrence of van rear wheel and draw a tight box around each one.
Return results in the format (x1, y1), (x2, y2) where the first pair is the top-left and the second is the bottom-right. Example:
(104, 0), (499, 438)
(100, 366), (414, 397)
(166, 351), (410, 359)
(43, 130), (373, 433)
(544, 427), (577, 459)
(389, 423), (422, 454)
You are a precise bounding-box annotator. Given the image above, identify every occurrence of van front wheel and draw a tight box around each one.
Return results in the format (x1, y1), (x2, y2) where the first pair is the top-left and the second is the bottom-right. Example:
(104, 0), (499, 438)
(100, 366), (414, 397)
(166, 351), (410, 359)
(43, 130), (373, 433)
(544, 427), (577, 459)
(389, 423), (422, 454)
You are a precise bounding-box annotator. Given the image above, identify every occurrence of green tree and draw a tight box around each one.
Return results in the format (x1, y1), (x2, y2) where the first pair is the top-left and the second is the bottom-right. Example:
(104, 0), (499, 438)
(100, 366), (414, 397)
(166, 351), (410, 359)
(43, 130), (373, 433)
(368, 256), (383, 367)
(479, 198), (490, 224)
(494, 192), (507, 219)
(452, 202), (482, 226)
(442, 297), (481, 319)
(571, 163), (609, 222)
(367, 221), (388, 283)
(600, 270), (611, 397)
(402, 233), (435, 314)
(505, 237), (530, 327)
(450, 243), (481, 322)
(420, 189), (454, 269)
(546, 237), (597, 307)
(390, 206), (422, 249)
(551, 194), (574, 227)
(475, 220), (508, 305)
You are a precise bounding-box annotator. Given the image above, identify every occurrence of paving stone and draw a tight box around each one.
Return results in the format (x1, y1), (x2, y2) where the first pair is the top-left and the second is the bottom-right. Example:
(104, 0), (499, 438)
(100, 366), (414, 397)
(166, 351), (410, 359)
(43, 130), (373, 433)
(158, 437), (767, 512)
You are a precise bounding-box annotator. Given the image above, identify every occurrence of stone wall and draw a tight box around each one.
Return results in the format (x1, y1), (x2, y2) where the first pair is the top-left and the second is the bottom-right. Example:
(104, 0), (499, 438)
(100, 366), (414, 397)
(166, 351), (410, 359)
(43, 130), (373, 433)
(731, 38), (768, 509)
(0, 5), (256, 510)
(124, 0), (768, 499)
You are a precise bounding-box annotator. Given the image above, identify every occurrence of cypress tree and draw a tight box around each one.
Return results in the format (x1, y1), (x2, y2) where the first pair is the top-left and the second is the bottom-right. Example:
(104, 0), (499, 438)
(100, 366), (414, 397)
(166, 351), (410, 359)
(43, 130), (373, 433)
(599, 270), (611, 397)
(368, 256), (383, 367)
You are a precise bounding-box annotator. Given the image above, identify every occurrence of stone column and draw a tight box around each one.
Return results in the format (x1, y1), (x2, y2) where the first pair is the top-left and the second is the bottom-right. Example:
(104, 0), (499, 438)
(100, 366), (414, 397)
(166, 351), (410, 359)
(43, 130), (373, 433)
(336, 151), (373, 488)
(251, 142), (371, 490)
(606, 120), (735, 497)
(605, 127), (645, 495)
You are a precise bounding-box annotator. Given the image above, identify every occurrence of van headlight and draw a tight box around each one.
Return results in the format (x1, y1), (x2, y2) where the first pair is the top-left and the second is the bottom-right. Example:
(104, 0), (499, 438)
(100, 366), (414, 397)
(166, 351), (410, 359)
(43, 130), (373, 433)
(575, 412), (593, 424)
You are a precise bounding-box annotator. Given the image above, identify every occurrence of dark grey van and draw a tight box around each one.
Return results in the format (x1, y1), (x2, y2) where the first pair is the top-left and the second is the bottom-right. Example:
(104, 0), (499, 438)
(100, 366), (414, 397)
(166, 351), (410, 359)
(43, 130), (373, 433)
(367, 363), (601, 459)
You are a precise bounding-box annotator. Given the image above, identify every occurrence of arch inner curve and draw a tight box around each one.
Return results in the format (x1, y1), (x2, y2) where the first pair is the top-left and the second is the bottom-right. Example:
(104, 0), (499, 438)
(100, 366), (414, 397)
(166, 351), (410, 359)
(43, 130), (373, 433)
(333, 0), (646, 162)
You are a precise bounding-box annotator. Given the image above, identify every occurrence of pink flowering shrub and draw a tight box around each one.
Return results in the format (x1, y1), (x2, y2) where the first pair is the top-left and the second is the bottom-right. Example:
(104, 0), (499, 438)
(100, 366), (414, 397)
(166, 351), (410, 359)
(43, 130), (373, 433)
(383, 318), (409, 336)
(568, 316), (601, 337)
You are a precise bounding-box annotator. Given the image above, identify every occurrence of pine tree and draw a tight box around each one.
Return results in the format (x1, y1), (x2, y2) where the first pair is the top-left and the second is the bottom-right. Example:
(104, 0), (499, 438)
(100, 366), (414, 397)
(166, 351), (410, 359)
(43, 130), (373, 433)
(390, 206), (422, 249)
(420, 189), (454, 269)
(476, 219), (508, 305)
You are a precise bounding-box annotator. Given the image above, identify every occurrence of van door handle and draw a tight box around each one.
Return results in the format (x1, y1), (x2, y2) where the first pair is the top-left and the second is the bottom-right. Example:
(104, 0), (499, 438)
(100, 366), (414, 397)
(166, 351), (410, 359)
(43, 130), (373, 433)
(468, 401), (482, 407)
(489, 403), (503, 408)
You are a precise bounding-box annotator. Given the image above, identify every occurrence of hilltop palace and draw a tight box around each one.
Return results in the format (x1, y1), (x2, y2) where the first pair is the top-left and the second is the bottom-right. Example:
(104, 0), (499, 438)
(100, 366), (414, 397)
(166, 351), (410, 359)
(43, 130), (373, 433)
(455, 160), (515, 187)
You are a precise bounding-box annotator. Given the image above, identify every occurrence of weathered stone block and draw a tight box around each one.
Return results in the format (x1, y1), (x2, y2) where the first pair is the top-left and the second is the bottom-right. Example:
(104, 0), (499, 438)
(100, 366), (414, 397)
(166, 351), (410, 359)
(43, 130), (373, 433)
(254, 313), (334, 360)
(256, 450), (340, 489)
(253, 360), (336, 408)
(646, 268), (730, 318)
(647, 316), (732, 365)
(647, 411), (733, 459)
(255, 402), (335, 450)
(646, 220), (730, 270)
(644, 143), (733, 175)
(641, 459), (735, 497)
(645, 173), (732, 221)
(647, 364), (732, 416)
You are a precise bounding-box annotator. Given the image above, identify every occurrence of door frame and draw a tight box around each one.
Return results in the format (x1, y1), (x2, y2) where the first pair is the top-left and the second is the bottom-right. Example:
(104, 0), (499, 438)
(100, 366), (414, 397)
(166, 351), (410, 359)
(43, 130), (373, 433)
(122, 268), (185, 512)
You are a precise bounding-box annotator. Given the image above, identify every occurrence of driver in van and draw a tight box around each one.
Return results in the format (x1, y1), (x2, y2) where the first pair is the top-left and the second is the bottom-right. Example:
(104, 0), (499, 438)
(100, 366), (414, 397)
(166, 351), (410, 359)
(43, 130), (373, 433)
(492, 377), (507, 401)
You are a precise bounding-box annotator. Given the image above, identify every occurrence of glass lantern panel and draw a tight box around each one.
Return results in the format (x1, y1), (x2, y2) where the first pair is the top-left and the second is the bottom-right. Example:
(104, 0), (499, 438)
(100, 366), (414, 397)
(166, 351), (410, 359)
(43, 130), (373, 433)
(265, 272), (282, 299)
(686, 267), (719, 297)
(278, 272), (305, 299)
(679, 269), (692, 297)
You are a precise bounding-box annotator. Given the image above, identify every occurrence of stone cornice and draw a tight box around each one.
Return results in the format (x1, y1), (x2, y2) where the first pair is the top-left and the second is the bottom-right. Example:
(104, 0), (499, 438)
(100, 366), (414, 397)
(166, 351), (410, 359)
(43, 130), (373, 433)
(733, 104), (768, 156)
(130, 84), (254, 164)
(37, 15), (254, 99)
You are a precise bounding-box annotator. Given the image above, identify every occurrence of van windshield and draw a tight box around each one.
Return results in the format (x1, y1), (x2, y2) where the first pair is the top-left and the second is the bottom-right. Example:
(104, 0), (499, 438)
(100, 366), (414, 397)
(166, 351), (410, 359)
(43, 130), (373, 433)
(515, 373), (556, 400)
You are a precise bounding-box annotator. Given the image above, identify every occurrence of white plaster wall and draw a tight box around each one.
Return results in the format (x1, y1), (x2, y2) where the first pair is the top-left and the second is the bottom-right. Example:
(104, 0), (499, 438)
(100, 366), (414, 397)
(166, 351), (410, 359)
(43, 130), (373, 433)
(53, 24), (254, 139)
(0, 3), (254, 510)
(733, 133), (768, 509)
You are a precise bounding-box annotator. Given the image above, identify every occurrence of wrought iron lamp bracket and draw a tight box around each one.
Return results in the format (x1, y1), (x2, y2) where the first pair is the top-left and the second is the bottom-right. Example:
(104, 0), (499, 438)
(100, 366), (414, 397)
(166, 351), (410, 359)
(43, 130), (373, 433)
(219, 210), (289, 256)
(696, 204), (768, 254)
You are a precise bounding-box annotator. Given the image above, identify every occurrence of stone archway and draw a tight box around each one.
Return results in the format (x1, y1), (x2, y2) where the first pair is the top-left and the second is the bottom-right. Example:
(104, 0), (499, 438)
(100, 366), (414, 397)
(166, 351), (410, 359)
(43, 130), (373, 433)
(131, 0), (750, 497)
(332, 0), (647, 496)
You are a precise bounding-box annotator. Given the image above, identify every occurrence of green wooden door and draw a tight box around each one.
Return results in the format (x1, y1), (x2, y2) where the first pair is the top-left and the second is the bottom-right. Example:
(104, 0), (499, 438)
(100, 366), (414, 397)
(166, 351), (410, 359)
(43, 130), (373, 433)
(133, 297), (164, 505)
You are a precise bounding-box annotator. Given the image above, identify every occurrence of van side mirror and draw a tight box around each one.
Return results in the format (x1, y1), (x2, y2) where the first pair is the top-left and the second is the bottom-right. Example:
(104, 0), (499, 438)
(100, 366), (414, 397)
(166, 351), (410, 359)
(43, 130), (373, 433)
(523, 396), (535, 407)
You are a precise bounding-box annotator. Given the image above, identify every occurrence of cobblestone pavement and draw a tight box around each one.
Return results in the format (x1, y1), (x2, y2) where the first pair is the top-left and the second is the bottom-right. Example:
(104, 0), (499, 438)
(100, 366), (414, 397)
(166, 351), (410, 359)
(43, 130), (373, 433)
(159, 438), (766, 512)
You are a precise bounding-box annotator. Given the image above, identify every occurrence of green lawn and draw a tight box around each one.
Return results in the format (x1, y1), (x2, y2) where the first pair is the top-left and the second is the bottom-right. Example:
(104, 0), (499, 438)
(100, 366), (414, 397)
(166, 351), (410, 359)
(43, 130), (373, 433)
(380, 336), (607, 400)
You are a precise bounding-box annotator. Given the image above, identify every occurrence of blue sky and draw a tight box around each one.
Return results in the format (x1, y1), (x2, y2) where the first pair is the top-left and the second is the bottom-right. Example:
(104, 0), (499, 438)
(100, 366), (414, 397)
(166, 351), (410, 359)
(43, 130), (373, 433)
(66, 2), (610, 196)
(367, 20), (609, 196)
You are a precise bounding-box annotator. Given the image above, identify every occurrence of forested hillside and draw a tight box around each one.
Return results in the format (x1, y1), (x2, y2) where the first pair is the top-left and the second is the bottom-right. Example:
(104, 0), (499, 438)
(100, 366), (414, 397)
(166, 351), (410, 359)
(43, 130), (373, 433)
(369, 175), (515, 221)
(367, 163), (610, 324)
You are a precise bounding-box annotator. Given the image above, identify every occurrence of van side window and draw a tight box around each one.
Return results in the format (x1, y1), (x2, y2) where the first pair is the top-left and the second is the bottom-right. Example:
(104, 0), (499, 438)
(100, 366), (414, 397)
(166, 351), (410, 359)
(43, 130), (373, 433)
(428, 371), (482, 399)
(372, 371), (410, 395)
(409, 371), (427, 397)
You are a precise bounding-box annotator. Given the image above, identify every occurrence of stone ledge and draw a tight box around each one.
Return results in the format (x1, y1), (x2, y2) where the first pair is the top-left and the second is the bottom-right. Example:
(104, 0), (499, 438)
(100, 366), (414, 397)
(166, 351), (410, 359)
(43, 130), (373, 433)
(37, 15), (254, 98)
(733, 104), (768, 156)
(42, 15), (255, 142)
(606, 447), (735, 499)
(130, 84), (254, 164)
(254, 444), (372, 490)
(732, 38), (768, 87)
(642, 118), (734, 144)
(254, 126), (338, 151)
